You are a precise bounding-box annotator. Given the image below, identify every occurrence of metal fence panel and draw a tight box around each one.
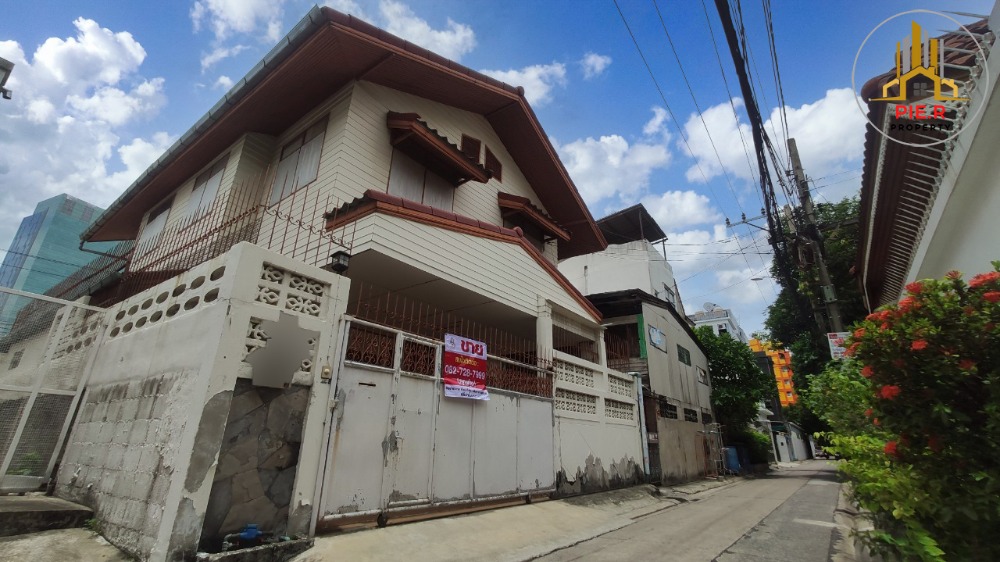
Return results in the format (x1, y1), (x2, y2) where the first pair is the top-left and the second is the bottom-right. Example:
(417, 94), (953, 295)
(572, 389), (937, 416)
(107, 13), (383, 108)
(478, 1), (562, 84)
(0, 286), (104, 493)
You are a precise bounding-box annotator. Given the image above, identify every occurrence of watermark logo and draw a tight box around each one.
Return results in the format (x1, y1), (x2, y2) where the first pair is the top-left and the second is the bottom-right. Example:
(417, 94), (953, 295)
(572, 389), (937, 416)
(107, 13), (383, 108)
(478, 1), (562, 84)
(852, 10), (989, 147)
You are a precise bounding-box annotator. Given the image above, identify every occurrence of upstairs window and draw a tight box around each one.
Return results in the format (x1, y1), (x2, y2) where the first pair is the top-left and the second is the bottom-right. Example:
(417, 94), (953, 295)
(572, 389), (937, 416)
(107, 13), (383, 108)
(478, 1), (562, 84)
(138, 200), (172, 249)
(461, 134), (481, 163)
(269, 118), (327, 205)
(484, 146), (502, 181)
(387, 150), (454, 211)
(187, 155), (228, 217)
(677, 344), (692, 366)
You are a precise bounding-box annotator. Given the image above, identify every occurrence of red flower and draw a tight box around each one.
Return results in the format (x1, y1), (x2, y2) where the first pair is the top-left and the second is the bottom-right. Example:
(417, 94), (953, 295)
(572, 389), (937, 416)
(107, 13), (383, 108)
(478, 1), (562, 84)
(880, 322), (890, 330)
(947, 270), (962, 280)
(864, 408), (873, 418)
(866, 312), (880, 321)
(898, 296), (920, 312)
(853, 327), (866, 339)
(969, 271), (1000, 289)
(861, 365), (874, 378)
(884, 440), (898, 457)
(984, 291), (1000, 303)
(959, 359), (976, 370)
(905, 281), (923, 295)
(873, 417), (880, 426)
(879, 385), (901, 400)
(911, 340), (928, 351)
(844, 342), (860, 357)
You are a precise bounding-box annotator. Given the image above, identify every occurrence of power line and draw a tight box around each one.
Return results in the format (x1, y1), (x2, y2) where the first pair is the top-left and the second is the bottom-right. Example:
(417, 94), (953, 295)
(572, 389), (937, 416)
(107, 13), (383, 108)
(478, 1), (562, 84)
(650, 0), (770, 305)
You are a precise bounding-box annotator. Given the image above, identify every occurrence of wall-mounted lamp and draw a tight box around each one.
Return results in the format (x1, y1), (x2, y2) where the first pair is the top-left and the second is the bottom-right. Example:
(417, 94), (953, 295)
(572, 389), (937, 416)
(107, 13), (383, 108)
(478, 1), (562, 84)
(322, 250), (351, 275)
(0, 57), (14, 100)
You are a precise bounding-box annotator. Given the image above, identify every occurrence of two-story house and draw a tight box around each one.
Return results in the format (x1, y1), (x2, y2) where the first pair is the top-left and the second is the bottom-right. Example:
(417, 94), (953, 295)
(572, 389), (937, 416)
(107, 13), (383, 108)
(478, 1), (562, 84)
(32, 7), (646, 561)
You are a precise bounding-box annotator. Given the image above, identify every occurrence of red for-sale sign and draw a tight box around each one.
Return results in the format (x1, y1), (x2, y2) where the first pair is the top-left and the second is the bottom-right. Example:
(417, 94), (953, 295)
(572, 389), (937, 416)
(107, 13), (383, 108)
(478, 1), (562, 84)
(442, 333), (489, 400)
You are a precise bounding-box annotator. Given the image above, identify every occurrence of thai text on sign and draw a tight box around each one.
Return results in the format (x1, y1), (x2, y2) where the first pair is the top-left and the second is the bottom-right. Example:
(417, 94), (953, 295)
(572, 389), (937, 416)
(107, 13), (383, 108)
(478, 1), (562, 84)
(827, 332), (850, 360)
(442, 333), (489, 400)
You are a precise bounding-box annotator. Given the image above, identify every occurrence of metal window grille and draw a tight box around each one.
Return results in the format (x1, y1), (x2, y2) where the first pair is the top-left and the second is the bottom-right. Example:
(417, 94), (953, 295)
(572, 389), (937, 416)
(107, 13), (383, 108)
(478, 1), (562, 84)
(684, 408), (699, 422)
(659, 399), (678, 419)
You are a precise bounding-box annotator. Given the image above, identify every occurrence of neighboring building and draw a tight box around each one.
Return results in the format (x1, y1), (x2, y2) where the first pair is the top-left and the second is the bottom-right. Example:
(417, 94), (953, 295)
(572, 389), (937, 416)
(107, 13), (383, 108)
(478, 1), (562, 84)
(0, 8), (651, 560)
(687, 305), (748, 344)
(0, 194), (111, 335)
(749, 338), (798, 407)
(590, 289), (714, 484)
(857, 12), (998, 306)
(559, 204), (682, 311)
(559, 205), (716, 483)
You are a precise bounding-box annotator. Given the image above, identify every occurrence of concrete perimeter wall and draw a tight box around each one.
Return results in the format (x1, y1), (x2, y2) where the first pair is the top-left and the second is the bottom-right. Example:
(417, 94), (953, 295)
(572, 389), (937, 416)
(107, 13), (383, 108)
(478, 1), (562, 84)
(56, 242), (349, 561)
(551, 351), (644, 495)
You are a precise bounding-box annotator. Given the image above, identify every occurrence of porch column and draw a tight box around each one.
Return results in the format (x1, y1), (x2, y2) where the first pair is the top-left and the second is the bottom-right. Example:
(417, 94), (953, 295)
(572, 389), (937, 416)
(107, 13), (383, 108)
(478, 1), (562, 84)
(536, 296), (553, 367)
(597, 325), (607, 368)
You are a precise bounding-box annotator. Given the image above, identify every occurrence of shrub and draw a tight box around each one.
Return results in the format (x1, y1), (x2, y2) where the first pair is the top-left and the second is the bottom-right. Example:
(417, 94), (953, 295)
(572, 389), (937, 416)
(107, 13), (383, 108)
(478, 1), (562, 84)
(835, 263), (1000, 561)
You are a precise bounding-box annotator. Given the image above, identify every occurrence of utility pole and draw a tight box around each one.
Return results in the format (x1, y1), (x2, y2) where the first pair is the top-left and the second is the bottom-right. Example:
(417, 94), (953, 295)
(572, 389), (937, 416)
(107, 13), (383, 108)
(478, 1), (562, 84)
(788, 138), (843, 333)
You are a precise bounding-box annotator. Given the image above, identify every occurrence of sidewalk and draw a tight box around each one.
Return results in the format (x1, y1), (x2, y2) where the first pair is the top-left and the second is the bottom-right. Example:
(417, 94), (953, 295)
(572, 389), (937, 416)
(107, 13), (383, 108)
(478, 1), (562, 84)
(294, 478), (742, 562)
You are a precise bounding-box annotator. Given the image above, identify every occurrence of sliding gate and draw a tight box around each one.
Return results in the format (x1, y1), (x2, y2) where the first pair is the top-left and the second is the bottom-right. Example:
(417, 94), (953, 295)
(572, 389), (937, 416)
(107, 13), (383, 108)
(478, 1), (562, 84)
(317, 319), (555, 524)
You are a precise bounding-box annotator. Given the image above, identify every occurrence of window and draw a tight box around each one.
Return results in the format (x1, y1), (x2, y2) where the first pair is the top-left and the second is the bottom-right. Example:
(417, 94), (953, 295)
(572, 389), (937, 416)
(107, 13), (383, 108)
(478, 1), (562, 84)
(269, 118), (327, 205)
(659, 399), (678, 419)
(187, 155), (228, 216)
(503, 217), (545, 251)
(137, 200), (172, 248)
(387, 150), (454, 211)
(786, 391), (793, 398)
(702, 412), (713, 425)
(484, 146), (502, 181)
(9, 350), (23, 370)
(677, 344), (692, 366)
(697, 367), (708, 385)
(684, 408), (699, 422)
(461, 134), (481, 163)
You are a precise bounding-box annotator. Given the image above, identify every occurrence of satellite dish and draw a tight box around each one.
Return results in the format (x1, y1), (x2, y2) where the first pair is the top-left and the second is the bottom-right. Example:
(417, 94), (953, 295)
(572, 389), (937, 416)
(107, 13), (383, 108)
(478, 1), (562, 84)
(703, 302), (719, 311)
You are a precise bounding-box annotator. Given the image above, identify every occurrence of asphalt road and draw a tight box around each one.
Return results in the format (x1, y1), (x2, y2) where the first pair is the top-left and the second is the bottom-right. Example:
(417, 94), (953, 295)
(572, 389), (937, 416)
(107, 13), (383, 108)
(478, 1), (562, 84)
(536, 460), (844, 562)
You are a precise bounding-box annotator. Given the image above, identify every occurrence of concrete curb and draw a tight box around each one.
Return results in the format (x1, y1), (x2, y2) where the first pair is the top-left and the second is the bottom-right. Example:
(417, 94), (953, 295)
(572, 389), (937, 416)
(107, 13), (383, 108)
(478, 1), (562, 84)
(830, 484), (883, 562)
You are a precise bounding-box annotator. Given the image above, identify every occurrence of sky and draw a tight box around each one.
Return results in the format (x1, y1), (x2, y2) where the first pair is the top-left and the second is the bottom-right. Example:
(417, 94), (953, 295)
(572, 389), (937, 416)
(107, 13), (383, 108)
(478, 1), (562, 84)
(0, 0), (994, 337)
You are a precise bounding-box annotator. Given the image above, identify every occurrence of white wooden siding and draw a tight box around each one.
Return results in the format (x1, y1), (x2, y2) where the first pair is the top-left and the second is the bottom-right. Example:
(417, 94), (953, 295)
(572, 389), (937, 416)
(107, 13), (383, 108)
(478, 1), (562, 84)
(351, 213), (593, 322)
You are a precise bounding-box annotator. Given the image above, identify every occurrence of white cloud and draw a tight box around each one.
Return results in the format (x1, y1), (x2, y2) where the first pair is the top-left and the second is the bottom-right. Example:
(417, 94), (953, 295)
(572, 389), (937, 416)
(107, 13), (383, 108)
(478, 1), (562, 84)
(213, 75), (234, 90)
(554, 134), (670, 206)
(481, 62), (567, 106)
(191, 0), (289, 43)
(580, 52), (611, 79)
(641, 190), (722, 231)
(643, 106), (670, 139)
(680, 89), (866, 196)
(66, 78), (165, 126)
(380, 0), (476, 61)
(201, 45), (248, 72)
(0, 20), (170, 257)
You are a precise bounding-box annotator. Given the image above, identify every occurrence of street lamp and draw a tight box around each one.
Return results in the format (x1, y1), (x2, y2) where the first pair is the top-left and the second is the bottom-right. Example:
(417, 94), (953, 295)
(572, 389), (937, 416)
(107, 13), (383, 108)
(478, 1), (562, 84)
(0, 56), (14, 100)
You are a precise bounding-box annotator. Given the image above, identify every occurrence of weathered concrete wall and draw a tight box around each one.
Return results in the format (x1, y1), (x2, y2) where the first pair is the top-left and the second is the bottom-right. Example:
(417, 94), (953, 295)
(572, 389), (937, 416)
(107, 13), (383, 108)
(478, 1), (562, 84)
(655, 418), (707, 485)
(56, 243), (349, 561)
(551, 352), (644, 496)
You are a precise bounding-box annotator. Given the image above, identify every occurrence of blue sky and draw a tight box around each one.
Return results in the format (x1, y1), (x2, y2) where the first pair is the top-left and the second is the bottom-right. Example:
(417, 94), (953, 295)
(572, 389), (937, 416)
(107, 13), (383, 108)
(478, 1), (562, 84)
(0, 0), (993, 336)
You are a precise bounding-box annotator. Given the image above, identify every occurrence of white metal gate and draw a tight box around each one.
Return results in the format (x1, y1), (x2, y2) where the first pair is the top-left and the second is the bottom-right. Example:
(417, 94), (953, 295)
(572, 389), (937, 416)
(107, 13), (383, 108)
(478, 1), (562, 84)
(0, 287), (105, 493)
(317, 319), (556, 524)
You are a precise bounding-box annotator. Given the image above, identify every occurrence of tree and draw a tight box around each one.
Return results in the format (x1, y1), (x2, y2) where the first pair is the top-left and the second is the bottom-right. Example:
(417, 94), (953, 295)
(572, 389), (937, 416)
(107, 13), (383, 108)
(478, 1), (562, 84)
(694, 326), (773, 440)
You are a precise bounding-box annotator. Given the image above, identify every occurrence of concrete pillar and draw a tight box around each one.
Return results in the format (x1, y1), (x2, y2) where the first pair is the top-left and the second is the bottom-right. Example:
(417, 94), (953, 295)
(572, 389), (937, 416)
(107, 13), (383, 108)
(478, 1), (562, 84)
(536, 296), (553, 367)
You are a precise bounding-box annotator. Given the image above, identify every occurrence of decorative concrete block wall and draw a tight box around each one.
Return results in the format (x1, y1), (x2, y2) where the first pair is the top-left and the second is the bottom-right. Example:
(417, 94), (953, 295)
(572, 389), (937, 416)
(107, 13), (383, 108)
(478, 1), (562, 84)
(55, 242), (350, 562)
